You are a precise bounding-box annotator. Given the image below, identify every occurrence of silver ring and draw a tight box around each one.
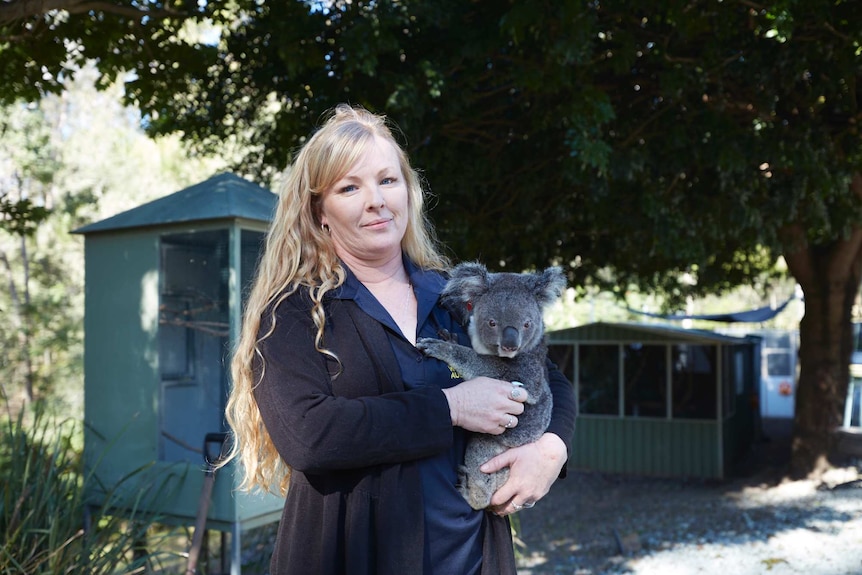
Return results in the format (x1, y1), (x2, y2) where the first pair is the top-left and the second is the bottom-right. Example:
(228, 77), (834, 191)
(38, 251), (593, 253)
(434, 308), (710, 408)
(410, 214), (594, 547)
(504, 416), (515, 428)
(511, 387), (522, 399)
(512, 502), (523, 511)
(521, 501), (536, 509)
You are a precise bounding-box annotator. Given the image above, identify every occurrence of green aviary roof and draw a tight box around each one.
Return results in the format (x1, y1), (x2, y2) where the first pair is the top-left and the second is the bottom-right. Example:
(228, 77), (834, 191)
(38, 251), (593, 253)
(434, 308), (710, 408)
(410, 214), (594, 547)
(73, 172), (277, 234)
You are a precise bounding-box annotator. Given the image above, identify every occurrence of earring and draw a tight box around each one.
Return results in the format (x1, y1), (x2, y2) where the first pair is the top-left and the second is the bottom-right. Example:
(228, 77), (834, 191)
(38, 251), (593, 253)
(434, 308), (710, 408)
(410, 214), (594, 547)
(321, 223), (330, 234)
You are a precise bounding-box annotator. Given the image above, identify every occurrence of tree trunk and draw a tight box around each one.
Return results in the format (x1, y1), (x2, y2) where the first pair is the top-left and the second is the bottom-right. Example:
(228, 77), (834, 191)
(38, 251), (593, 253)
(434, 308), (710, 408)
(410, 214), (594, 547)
(19, 234), (33, 403)
(783, 173), (862, 477)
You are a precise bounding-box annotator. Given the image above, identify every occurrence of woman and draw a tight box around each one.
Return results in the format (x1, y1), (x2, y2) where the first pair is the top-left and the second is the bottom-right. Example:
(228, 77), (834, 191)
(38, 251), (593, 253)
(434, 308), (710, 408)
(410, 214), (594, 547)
(224, 104), (576, 575)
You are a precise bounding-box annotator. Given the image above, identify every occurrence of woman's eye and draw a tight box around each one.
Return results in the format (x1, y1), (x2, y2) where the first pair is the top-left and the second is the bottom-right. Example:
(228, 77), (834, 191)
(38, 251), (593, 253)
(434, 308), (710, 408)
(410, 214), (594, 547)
(380, 177), (395, 185)
(340, 184), (358, 193)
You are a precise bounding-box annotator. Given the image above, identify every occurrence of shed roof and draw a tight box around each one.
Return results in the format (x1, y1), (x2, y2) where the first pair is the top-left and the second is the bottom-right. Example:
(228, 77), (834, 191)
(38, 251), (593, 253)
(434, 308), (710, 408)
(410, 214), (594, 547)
(547, 321), (753, 345)
(72, 172), (277, 235)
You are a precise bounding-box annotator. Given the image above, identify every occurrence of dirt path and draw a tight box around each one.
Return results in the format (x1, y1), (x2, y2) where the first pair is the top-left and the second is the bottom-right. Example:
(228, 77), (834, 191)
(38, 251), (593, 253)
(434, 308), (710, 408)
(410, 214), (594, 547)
(515, 428), (862, 575)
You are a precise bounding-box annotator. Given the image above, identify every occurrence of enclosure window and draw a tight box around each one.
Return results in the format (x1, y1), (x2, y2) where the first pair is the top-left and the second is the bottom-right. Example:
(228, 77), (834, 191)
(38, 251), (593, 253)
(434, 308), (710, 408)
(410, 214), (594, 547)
(733, 348), (746, 395)
(548, 344), (575, 383)
(723, 348), (745, 417)
(623, 344), (667, 417)
(845, 378), (862, 428)
(158, 230), (230, 462)
(577, 344), (619, 415)
(671, 344), (717, 420)
(762, 331), (793, 349)
(766, 351), (792, 377)
(241, 230), (265, 309)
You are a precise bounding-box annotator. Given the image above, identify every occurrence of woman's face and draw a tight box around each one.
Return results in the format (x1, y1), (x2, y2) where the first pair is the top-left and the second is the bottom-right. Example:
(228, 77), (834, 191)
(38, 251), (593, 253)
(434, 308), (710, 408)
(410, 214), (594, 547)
(319, 136), (410, 264)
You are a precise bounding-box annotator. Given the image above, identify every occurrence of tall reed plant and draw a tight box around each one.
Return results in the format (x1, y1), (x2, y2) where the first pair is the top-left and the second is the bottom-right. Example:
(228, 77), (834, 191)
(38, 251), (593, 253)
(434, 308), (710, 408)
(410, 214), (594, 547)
(0, 406), (179, 574)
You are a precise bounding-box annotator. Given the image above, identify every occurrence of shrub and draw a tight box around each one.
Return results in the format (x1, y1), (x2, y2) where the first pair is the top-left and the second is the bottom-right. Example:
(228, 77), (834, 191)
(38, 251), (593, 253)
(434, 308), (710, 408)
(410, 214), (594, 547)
(0, 406), (177, 574)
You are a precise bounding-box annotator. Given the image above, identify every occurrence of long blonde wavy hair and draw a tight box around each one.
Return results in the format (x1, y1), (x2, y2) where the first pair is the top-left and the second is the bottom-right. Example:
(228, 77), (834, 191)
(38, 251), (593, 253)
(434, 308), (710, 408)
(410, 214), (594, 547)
(223, 104), (449, 495)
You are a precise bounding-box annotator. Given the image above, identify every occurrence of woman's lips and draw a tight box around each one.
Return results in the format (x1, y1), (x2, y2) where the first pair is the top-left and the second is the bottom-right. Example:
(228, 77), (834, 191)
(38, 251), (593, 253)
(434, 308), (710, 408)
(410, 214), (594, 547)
(363, 217), (393, 228)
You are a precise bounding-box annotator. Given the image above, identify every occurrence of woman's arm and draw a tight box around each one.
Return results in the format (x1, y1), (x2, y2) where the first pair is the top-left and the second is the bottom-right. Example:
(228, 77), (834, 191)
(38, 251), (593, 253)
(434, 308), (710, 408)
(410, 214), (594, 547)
(253, 295), (454, 473)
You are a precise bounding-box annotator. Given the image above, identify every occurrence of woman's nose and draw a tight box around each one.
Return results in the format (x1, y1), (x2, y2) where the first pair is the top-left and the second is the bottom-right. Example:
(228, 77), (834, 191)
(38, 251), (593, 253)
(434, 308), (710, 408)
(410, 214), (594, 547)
(366, 185), (385, 209)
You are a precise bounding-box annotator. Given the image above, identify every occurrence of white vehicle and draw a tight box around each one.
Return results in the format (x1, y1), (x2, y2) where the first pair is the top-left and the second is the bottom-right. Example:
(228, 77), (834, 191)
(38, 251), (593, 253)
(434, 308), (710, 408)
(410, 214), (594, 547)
(757, 330), (798, 419)
(845, 323), (862, 428)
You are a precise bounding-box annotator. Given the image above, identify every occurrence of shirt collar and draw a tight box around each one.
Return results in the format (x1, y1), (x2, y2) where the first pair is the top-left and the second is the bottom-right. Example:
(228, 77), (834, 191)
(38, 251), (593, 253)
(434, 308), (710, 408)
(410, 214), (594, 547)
(332, 256), (448, 334)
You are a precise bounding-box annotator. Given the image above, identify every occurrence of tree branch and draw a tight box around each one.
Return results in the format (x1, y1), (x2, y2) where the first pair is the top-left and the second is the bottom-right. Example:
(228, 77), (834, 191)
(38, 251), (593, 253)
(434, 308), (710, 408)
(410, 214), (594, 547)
(782, 173), (862, 289)
(780, 221), (813, 288)
(827, 172), (862, 277)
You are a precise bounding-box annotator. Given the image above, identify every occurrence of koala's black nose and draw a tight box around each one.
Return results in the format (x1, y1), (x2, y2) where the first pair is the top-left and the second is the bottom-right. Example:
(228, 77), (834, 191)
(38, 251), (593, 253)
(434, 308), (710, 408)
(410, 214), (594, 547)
(501, 326), (521, 352)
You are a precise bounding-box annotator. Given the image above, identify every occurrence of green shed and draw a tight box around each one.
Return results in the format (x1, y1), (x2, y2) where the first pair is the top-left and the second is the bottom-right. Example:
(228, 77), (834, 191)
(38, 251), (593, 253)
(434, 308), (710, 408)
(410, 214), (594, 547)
(547, 322), (759, 479)
(73, 173), (283, 571)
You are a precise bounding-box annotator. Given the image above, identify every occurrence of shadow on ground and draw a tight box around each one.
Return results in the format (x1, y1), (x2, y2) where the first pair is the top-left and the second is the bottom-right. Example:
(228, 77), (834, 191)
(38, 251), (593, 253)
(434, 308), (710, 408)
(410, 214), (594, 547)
(515, 419), (862, 574)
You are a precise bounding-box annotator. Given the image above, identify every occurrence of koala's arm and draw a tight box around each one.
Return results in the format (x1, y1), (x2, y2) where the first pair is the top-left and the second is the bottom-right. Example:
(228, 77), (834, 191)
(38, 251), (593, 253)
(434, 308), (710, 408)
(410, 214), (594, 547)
(416, 338), (483, 380)
(545, 357), (577, 476)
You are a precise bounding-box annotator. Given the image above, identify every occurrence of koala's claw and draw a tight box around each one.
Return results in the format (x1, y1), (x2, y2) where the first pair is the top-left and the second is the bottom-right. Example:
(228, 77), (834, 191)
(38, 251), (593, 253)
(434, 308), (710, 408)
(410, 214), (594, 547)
(437, 328), (454, 342)
(416, 337), (435, 353)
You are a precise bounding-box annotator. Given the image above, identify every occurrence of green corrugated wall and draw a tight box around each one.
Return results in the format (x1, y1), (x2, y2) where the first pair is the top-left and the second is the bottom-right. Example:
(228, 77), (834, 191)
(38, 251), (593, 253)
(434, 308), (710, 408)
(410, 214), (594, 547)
(571, 416), (722, 478)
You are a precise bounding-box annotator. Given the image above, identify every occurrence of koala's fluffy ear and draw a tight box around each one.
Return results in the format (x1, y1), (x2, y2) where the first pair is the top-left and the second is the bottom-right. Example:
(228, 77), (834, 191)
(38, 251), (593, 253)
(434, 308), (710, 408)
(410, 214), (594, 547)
(530, 266), (567, 308)
(440, 261), (490, 311)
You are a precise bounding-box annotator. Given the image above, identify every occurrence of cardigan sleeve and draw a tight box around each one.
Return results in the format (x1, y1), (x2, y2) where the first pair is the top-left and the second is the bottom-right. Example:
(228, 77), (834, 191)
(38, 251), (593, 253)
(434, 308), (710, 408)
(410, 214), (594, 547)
(252, 292), (455, 474)
(545, 357), (577, 456)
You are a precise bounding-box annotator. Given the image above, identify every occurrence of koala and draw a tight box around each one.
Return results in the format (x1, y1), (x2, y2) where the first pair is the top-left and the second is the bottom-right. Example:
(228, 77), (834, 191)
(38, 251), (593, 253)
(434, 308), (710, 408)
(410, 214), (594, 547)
(416, 261), (566, 510)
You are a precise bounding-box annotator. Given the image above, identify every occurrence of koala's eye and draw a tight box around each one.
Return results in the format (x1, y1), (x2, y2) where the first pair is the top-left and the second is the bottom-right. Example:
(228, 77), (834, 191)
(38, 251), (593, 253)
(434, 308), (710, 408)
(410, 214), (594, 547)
(524, 321), (532, 329)
(488, 319), (497, 327)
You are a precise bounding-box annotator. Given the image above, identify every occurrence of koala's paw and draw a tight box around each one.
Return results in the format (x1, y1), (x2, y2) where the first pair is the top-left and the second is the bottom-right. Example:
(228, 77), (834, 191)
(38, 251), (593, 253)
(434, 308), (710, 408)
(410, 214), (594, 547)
(464, 474), (494, 510)
(456, 464), (469, 497)
(457, 467), (492, 510)
(416, 337), (442, 355)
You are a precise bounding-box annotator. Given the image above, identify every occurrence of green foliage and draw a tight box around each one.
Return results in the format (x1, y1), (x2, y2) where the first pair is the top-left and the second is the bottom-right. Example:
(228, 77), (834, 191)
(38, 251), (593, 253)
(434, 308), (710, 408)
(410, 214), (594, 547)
(3, 1), (861, 304)
(0, 102), (55, 236)
(0, 198), (49, 238)
(0, 1), (208, 106)
(0, 406), (177, 574)
(0, 65), (228, 413)
(33, 0), (848, 310)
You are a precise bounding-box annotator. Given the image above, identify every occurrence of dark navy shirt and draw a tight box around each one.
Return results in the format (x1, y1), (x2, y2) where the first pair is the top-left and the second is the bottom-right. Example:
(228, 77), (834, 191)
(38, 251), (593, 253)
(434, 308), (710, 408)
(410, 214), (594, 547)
(334, 260), (484, 575)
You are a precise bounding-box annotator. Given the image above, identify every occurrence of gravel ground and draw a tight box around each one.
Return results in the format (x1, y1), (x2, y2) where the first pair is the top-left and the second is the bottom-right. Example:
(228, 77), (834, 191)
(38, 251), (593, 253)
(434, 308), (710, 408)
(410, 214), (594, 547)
(515, 431), (862, 575)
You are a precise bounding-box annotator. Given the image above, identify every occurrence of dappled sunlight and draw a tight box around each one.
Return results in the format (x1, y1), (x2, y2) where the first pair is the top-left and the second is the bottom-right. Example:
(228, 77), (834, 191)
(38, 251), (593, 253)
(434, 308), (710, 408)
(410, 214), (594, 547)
(625, 518), (862, 575)
(516, 463), (862, 574)
(140, 268), (159, 370)
(727, 464), (861, 508)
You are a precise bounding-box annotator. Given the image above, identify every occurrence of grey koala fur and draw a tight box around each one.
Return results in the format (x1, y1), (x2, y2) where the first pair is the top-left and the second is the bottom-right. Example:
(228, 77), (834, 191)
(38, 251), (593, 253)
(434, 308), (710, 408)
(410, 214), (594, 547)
(417, 261), (566, 510)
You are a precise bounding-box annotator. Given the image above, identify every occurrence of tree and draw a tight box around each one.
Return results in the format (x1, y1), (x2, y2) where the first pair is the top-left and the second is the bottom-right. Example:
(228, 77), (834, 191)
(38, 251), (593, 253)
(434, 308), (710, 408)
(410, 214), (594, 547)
(0, 63), (226, 415)
(4, 0), (861, 475)
(0, 0), (208, 103)
(0, 102), (58, 404)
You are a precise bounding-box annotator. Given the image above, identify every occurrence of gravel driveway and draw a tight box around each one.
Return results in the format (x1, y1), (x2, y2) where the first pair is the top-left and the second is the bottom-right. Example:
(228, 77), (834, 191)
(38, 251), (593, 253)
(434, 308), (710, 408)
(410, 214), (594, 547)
(516, 431), (862, 575)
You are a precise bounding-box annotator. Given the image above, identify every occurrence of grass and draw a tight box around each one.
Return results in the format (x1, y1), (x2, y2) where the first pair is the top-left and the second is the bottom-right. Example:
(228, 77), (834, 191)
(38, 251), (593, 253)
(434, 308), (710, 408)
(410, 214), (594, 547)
(0, 404), (182, 574)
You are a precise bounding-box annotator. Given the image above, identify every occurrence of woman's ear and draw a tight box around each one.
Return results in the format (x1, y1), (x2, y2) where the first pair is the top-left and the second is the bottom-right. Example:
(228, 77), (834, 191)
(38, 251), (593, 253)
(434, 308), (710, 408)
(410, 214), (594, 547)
(316, 208), (327, 228)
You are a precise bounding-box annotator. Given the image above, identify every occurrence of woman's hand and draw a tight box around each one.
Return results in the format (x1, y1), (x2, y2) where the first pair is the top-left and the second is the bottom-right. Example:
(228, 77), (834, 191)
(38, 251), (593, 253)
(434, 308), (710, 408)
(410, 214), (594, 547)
(441, 377), (527, 434)
(483, 432), (568, 516)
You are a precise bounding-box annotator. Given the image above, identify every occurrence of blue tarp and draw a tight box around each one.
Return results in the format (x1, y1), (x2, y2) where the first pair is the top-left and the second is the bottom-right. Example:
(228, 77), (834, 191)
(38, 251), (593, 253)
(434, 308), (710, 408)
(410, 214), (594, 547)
(627, 295), (796, 323)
